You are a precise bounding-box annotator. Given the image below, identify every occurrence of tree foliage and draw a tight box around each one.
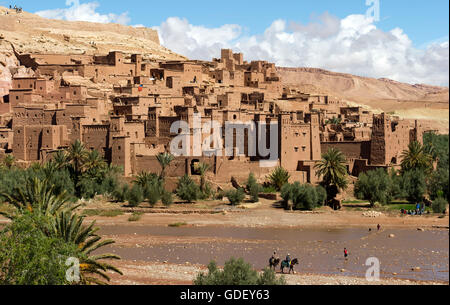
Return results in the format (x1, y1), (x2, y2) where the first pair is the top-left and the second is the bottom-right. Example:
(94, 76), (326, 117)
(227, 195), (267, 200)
(399, 169), (427, 204)
(427, 168), (449, 201)
(281, 182), (326, 210)
(354, 168), (394, 206)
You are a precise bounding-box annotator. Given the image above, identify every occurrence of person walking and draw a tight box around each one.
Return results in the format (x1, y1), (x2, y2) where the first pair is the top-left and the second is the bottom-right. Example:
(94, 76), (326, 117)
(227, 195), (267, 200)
(344, 248), (348, 259)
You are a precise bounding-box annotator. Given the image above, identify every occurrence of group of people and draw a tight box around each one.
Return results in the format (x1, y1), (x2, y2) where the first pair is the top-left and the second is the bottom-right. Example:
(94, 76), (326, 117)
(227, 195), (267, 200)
(401, 203), (426, 216)
(8, 5), (23, 13)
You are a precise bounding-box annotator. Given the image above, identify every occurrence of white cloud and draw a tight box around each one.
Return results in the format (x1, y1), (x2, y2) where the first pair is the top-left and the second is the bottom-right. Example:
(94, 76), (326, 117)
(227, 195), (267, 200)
(156, 14), (449, 86)
(153, 17), (242, 61)
(36, 0), (130, 25)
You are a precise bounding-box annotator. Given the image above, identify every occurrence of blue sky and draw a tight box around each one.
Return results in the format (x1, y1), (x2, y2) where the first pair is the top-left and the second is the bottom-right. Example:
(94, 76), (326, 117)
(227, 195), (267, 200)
(3, 0), (448, 46)
(2, 0), (449, 85)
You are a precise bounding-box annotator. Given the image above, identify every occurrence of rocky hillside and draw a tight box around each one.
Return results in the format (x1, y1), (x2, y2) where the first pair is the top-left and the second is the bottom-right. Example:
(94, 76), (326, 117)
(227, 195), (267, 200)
(0, 6), (184, 59)
(279, 67), (449, 133)
(0, 6), (185, 96)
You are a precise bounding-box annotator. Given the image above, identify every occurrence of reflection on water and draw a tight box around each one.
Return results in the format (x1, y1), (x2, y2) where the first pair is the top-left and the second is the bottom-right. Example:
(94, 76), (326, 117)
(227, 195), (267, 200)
(98, 225), (449, 282)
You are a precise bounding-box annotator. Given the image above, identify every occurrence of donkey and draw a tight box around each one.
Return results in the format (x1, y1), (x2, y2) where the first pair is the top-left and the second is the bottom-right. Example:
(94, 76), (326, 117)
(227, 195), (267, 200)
(281, 258), (299, 274)
(269, 257), (280, 270)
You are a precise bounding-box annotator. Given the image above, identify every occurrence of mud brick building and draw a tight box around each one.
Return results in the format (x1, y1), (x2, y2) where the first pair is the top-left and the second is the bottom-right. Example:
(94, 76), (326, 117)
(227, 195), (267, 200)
(0, 49), (428, 185)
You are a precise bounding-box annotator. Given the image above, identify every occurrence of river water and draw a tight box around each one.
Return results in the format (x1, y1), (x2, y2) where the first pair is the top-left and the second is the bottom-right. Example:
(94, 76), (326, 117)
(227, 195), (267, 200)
(99, 225), (449, 282)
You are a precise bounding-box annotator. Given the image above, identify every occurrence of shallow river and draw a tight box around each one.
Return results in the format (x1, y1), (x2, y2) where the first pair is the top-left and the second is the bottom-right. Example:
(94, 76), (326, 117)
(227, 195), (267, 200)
(98, 225), (449, 282)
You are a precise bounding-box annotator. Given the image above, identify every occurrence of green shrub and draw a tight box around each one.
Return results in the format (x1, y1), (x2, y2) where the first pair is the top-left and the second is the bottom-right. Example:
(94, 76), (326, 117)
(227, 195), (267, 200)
(262, 185), (277, 194)
(99, 176), (120, 196)
(128, 212), (143, 222)
(432, 197), (448, 214)
(226, 188), (245, 205)
(281, 182), (324, 210)
(316, 185), (327, 206)
(127, 184), (144, 207)
(82, 209), (123, 217)
(246, 173), (263, 203)
(144, 183), (162, 207)
(0, 168), (28, 203)
(77, 177), (97, 199)
(161, 190), (173, 207)
(168, 222), (187, 227)
(176, 175), (201, 203)
(215, 190), (225, 200)
(112, 184), (129, 203)
(199, 182), (213, 200)
(194, 258), (285, 285)
(44, 169), (76, 199)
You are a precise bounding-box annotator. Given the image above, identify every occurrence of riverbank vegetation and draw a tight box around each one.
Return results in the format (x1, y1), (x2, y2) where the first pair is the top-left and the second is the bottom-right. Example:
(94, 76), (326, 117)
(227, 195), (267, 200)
(355, 133), (449, 212)
(194, 258), (286, 285)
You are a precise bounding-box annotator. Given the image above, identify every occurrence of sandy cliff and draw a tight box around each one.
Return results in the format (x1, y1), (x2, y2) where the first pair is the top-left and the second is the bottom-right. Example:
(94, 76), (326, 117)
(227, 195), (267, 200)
(0, 6), (185, 60)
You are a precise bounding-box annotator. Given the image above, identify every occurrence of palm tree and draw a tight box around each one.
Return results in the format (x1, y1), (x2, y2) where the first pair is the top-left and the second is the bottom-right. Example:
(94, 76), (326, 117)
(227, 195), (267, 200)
(52, 150), (70, 170)
(156, 152), (174, 180)
(0, 177), (77, 219)
(400, 141), (434, 174)
(268, 167), (290, 191)
(52, 211), (122, 285)
(326, 117), (342, 125)
(314, 148), (348, 201)
(196, 162), (210, 192)
(67, 140), (88, 176)
(134, 171), (159, 188)
(2, 155), (15, 169)
(84, 150), (106, 173)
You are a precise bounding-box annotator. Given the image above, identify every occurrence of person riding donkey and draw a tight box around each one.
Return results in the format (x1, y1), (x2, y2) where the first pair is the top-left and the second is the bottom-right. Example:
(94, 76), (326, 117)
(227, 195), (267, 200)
(269, 251), (280, 270)
(271, 251), (278, 261)
(285, 253), (291, 266)
(281, 253), (299, 274)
